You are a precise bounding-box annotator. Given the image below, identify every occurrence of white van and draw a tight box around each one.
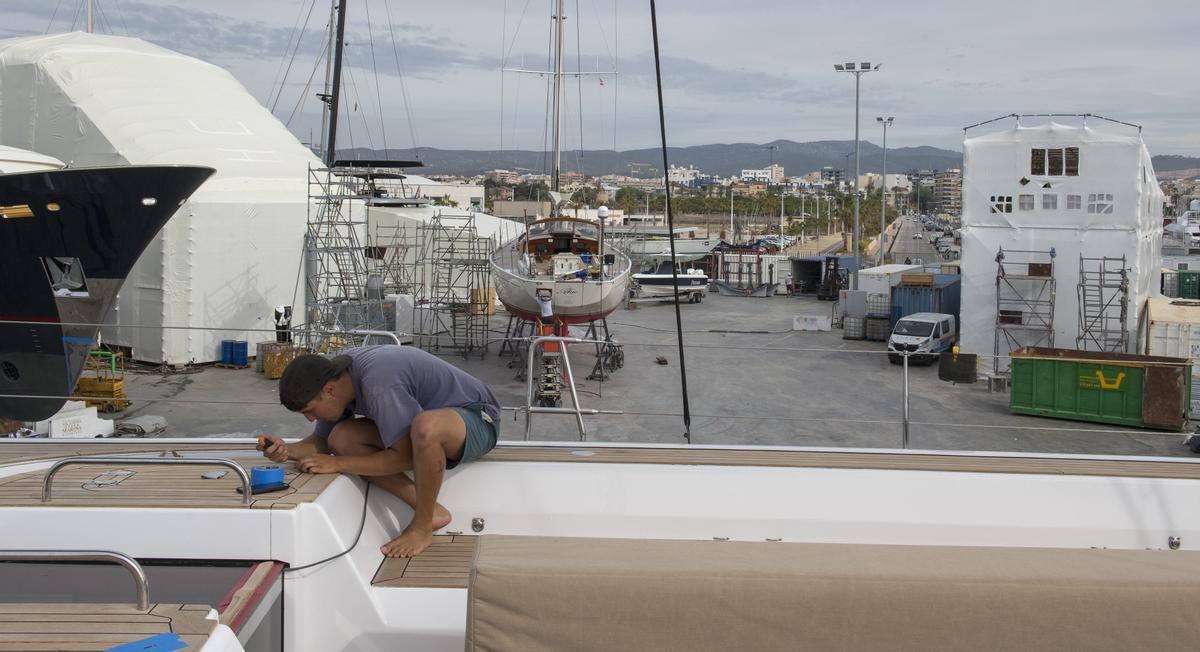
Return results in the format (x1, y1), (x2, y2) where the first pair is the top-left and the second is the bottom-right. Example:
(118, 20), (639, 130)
(887, 312), (957, 365)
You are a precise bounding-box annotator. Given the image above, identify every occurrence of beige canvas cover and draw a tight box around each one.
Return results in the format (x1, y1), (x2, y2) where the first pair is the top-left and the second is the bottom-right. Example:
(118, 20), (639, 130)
(466, 535), (1200, 651)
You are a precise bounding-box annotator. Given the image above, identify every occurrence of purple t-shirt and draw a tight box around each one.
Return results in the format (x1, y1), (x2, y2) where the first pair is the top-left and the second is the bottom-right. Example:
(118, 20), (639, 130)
(313, 346), (500, 447)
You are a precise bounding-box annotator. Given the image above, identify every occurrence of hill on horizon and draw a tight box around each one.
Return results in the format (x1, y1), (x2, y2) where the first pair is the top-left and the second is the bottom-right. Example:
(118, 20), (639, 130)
(338, 139), (1200, 179)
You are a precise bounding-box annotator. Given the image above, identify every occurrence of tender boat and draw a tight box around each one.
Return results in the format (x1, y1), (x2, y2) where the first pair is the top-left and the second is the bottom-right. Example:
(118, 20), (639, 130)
(631, 260), (709, 302)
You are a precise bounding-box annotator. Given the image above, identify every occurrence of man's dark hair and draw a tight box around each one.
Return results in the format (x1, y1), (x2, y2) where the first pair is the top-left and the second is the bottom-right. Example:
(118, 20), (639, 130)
(278, 354), (351, 411)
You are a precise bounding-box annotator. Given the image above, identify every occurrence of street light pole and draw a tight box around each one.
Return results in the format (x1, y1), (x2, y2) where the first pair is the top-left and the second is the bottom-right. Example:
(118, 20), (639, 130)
(876, 116), (894, 266)
(834, 61), (880, 287)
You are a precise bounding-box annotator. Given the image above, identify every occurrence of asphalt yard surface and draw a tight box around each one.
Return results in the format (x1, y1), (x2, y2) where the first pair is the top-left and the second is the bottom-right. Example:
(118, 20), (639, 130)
(115, 291), (1195, 458)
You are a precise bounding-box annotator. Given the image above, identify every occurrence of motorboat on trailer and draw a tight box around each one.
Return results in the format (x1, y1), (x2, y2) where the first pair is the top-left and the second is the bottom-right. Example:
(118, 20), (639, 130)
(0, 146), (214, 421)
(5, 437), (1200, 650)
(631, 259), (709, 303)
(490, 216), (632, 325)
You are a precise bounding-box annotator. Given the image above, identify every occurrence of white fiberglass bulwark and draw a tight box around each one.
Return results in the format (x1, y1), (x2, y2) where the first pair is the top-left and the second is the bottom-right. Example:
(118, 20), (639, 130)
(959, 120), (1164, 367)
(0, 32), (321, 364)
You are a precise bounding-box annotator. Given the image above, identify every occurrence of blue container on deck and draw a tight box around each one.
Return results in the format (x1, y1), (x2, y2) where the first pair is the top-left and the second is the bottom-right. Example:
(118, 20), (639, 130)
(221, 340), (248, 366)
(890, 274), (961, 329)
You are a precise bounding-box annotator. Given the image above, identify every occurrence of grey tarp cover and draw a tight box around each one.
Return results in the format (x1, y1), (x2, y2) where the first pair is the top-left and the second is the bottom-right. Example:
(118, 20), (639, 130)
(466, 535), (1200, 651)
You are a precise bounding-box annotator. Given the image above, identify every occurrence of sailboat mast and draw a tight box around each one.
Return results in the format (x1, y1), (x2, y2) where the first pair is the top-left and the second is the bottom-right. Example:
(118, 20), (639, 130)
(550, 0), (565, 192)
(318, 0), (337, 162)
(325, 0), (349, 167)
(86, 0), (93, 33)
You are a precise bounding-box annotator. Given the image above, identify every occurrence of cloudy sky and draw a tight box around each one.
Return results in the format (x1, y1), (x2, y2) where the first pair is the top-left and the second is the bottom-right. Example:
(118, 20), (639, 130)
(2, 0), (1197, 155)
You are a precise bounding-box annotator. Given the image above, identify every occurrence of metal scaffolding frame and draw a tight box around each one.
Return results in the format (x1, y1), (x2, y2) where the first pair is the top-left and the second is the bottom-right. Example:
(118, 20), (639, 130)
(413, 213), (494, 358)
(1076, 255), (1129, 353)
(993, 247), (1056, 374)
(302, 165), (390, 353)
(371, 222), (419, 296)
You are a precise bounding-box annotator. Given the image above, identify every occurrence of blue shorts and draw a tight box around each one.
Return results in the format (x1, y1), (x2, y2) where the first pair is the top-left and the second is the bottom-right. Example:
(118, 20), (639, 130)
(448, 403), (500, 469)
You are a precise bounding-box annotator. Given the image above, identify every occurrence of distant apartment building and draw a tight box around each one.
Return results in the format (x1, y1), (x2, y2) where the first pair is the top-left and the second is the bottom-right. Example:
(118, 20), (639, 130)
(934, 168), (963, 216)
(741, 164), (784, 184)
(820, 166), (844, 184)
(486, 169), (521, 184)
(668, 165), (703, 187)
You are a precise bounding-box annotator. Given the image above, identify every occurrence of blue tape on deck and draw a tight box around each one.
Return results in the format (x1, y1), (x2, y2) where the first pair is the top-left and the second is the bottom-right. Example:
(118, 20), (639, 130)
(251, 464), (284, 488)
(105, 632), (186, 652)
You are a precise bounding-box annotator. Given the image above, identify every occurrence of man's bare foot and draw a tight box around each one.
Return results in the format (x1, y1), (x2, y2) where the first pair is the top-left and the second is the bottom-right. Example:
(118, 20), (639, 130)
(381, 523), (434, 558)
(379, 507), (451, 558)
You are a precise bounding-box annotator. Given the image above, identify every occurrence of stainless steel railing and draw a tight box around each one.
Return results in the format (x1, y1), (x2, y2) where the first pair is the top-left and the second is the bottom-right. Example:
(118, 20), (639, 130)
(42, 457), (253, 506)
(0, 550), (150, 610)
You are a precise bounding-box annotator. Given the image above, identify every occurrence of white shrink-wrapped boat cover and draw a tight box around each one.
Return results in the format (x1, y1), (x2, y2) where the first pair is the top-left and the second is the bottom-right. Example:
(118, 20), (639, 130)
(959, 121), (1163, 368)
(0, 144), (64, 173)
(0, 32), (321, 363)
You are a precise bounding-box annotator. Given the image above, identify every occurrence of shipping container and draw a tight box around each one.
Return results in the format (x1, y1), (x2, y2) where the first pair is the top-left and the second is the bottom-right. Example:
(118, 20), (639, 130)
(857, 264), (922, 298)
(1009, 347), (1192, 431)
(790, 256), (824, 294)
(1143, 298), (1200, 377)
(889, 275), (962, 329)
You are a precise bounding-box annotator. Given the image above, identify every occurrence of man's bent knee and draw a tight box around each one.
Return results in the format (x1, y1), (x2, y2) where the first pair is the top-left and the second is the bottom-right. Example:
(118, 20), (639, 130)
(328, 417), (383, 455)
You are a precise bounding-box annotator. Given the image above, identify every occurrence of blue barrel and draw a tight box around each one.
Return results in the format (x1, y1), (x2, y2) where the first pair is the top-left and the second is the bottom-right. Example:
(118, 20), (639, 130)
(221, 340), (248, 366)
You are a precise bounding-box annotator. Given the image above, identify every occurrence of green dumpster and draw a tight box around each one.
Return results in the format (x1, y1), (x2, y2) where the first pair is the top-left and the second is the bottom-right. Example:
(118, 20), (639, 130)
(1179, 270), (1200, 300)
(1009, 347), (1192, 431)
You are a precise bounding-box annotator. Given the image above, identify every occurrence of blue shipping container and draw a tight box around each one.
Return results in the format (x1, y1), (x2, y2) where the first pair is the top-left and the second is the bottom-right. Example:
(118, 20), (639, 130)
(889, 275), (962, 330)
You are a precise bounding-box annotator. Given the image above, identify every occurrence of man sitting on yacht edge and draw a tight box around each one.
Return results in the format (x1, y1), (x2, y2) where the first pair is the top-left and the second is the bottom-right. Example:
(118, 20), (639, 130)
(259, 346), (501, 558)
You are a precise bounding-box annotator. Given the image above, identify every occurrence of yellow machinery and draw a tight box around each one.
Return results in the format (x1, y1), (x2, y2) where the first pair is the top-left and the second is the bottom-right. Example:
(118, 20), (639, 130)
(74, 350), (131, 413)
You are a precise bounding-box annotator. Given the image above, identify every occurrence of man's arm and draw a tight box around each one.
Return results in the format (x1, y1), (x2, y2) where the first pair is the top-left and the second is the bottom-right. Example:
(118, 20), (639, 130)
(261, 433), (330, 462)
(325, 448), (408, 476)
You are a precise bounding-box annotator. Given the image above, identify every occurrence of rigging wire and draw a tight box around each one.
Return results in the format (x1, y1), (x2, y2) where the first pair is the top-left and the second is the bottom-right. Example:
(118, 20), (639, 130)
(609, 0), (619, 153)
(45, 0), (65, 33)
(381, 0), (419, 151)
(108, 0), (131, 36)
(362, 0), (389, 158)
(0, 390), (1189, 441)
(649, 0), (693, 443)
(574, 0), (585, 177)
(541, 9), (555, 181)
(267, 0), (318, 113)
(285, 36), (329, 129)
(500, 0), (506, 152)
(68, 0), (83, 32)
(94, 1), (116, 36)
(341, 47), (375, 153)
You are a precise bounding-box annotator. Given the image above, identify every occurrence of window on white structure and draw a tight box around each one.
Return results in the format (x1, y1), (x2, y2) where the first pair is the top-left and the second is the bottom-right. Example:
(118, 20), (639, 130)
(1047, 149), (1064, 176)
(1067, 194), (1081, 210)
(1030, 147), (1080, 176)
(1042, 194), (1058, 210)
(1087, 193), (1114, 214)
(990, 195), (1013, 213)
(1064, 148), (1079, 176)
(1018, 194), (1035, 211)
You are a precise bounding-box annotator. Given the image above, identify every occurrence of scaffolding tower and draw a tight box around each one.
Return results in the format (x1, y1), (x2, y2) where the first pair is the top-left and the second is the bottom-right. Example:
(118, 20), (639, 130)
(1076, 255), (1130, 353)
(371, 222), (418, 295)
(302, 166), (389, 353)
(414, 213), (494, 358)
(994, 247), (1056, 374)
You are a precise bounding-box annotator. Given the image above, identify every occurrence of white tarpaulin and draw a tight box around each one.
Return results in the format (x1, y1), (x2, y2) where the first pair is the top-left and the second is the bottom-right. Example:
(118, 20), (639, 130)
(959, 121), (1163, 369)
(0, 32), (320, 363)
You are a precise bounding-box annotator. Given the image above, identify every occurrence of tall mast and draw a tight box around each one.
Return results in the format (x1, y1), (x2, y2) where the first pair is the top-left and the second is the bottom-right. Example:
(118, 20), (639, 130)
(325, 0), (349, 167)
(550, 0), (565, 192)
(86, 0), (93, 33)
(317, 0), (337, 161)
